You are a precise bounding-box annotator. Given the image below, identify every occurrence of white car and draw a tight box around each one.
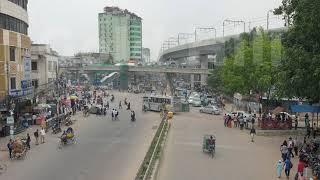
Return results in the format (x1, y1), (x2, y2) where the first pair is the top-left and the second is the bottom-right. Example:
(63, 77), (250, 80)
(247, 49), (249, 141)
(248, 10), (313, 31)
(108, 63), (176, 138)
(228, 111), (252, 119)
(200, 105), (221, 115)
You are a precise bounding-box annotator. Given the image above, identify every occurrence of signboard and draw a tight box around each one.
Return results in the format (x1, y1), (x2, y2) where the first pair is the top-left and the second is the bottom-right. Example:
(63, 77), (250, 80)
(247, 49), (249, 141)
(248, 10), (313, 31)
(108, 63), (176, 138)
(10, 87), (33, 97)
(24, 57), (31, 80)
(7, 116), (14, 125)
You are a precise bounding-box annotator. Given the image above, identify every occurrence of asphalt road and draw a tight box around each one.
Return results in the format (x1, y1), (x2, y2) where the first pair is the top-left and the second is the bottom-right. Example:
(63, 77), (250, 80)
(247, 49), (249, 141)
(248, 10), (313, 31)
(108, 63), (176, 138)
(1, 92), (160, 180)
(158, 107), (301, 180)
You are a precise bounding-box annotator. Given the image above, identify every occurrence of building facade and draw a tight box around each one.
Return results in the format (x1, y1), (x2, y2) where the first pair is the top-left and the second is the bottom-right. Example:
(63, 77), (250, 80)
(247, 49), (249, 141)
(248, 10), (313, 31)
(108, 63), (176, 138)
(0, 0), (32, 106)
(99, 6), (142, 63)
(142, 48), (150, 63)
(31, 44), (59, 91)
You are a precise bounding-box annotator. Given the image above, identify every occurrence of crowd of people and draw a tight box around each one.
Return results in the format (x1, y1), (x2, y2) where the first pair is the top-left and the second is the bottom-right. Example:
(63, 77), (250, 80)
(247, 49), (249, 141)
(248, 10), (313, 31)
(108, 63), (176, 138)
(278, 136), (320, 179)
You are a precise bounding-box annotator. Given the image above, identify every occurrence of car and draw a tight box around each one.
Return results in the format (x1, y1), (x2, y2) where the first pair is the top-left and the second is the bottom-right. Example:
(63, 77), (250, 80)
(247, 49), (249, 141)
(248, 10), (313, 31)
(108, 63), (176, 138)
(190, 97), (201, 107)
(228, 111), (252, 120)
(200, 105), (221, 115)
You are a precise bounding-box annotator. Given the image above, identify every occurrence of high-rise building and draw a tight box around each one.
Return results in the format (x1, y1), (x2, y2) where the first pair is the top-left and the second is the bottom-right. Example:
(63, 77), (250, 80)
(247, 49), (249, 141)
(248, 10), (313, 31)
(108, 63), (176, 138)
(142, 48), (150, 63)
(0, 0), (32, 109)
(99, 6), (142, 63)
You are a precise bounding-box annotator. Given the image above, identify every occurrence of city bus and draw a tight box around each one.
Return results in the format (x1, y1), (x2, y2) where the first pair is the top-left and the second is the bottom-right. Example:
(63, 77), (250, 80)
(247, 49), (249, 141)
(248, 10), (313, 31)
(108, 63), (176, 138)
(143, 95), (181, 113)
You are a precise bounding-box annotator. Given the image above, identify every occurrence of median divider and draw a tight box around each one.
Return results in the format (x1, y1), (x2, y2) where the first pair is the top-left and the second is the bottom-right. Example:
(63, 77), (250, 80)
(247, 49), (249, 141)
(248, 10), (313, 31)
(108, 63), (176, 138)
(135, 117), (171, 180)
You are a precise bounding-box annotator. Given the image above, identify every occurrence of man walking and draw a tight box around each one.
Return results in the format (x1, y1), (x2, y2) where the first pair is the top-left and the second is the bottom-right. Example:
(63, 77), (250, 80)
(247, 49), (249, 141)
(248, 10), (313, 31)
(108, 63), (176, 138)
(26, 133), (31, 149)
(288, 137), (294, 158)
(7, 139), (13, 159)
(119, 101), (122, 109)
(34, 129), (39, 145)
(40, 128), (46, 144)
(250, 127), (256, 142)
(284, 158), (293, 179)
(111, 109), (114, 121)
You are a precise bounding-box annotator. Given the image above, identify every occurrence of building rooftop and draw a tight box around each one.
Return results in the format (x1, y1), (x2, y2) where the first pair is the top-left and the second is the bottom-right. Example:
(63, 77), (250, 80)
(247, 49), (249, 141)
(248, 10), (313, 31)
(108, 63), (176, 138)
(103, 6), (141, 20)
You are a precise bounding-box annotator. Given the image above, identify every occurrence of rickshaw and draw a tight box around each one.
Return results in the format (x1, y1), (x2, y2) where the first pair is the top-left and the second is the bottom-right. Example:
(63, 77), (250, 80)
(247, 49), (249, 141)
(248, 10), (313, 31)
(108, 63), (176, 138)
(202, 135), (216, 158)
(12, 137), (28, 159)
(59, 128), (76, 149)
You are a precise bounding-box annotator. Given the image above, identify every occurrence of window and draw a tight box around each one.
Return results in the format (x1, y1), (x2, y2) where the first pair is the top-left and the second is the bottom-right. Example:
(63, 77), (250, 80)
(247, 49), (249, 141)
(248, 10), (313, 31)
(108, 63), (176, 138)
(10, 77), (16, 90)
(8, 0), (28, 10)
(0, 13), (28, 35)
(32, 79), (38, 89)
(10, 47), (15, 61)
(31, 61), (37, 71)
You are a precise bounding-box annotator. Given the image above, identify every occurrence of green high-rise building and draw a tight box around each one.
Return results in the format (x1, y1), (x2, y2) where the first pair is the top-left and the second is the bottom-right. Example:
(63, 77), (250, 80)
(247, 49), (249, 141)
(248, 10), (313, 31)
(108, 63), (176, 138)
(99, 6), (142, 64)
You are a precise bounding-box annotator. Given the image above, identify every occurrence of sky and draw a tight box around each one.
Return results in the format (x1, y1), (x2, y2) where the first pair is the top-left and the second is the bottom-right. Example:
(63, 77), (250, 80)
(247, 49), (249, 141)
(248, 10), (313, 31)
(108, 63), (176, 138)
(28, 0), (283, 61)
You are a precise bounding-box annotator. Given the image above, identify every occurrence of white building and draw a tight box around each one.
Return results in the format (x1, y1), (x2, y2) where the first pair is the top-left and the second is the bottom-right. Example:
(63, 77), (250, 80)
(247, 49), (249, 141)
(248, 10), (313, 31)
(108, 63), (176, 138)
(31, 44), (59, 90)
(99, 6), (142, 63)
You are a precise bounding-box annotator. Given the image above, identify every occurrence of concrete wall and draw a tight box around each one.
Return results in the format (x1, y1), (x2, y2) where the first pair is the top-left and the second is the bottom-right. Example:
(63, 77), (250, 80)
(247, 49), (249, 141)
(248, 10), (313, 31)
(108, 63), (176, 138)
(0, 0), (28, 24)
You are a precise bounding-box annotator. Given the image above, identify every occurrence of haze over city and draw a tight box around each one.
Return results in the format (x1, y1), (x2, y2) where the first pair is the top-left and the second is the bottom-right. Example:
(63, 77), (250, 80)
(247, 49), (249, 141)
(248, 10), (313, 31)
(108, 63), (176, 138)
(28, 0), (283, 60)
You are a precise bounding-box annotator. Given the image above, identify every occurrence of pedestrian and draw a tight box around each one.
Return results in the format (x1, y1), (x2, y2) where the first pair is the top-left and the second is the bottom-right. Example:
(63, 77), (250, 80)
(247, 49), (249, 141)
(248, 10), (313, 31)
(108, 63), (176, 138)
(312, 123), (317, 139)
(294, 115), (298, 130)
(106, 101), (109, 109)
(293, 137), (299, 156)
(306, 125), (311, 138)
(26, 133), (31, 149)
(284, 158), (293, 179)
(103, 106), (107, 116)
(7, 139), (13, 159)
(111, 109), (114, 121)
(250, 127), (256, 142)
(127, 102), (131, 110)
(223, 114), (227, 127)
(297, 160), (306, 178)
(115, 110), (119, 120)
(288, 137), (294, 158)
(280, 140), (288, 161)
(119, 101), (122, 109)
(244, 116), (248, 129)
(40, 128), (46, 143)
(251, 117), (255, 129)
(34, 129), (39, 145)
(276, 160), (284, 178)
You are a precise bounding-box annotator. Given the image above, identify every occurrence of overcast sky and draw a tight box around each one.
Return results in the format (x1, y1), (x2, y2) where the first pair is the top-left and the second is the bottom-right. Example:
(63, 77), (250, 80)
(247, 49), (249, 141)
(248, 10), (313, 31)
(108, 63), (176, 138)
(28, 0), (283, 61)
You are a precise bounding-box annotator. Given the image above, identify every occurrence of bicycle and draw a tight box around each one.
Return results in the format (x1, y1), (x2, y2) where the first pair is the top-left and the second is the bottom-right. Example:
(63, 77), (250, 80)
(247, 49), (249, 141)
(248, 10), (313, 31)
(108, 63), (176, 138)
(0, 161), (7, 174)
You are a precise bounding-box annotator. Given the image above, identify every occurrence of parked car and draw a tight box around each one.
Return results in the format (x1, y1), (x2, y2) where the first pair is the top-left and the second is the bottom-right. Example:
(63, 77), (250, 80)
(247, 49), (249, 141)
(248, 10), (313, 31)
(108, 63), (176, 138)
(188, 97), (201, 107)
(200, 105), (221, 115)
(228, 111), (252, 120)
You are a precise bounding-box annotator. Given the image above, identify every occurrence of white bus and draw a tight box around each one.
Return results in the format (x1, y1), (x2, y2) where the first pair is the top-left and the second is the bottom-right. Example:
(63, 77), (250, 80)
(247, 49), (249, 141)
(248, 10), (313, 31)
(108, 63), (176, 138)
(143, 95), (181, 113)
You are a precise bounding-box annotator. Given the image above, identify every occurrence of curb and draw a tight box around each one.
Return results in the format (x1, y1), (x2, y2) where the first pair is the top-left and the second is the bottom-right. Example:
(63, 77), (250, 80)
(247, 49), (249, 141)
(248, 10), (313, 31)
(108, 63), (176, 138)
(152, 122), (170, 180)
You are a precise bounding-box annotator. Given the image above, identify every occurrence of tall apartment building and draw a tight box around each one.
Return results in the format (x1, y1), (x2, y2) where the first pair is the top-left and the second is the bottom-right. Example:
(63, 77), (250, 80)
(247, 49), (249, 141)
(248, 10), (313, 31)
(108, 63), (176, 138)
(0, 0), (32, 108)
(99, 6), (142, 63)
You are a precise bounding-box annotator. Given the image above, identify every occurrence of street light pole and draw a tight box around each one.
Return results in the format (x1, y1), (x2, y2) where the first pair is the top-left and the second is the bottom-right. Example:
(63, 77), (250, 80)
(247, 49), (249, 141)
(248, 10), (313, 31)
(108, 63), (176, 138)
(267, 10), (274, 30)
(195, 27), (217, 41)
(177, 33), (194, 45)
(223, 19), (246, 37)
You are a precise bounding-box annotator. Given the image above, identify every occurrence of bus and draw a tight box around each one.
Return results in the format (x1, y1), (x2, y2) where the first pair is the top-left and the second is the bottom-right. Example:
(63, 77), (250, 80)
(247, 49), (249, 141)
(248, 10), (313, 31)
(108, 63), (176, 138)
(143, 95), (181, 113)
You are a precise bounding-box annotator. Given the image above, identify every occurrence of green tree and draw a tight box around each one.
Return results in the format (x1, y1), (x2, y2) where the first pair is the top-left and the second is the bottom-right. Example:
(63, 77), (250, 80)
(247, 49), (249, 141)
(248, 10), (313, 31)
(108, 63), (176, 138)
(207, 67), (223, 94)
(276, 0), (320, 103)
(219, 28), (283, 101)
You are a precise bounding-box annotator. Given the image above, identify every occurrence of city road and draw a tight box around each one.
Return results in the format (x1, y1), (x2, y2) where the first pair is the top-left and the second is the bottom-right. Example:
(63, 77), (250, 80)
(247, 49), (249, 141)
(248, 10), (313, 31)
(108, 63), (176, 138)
(1, 92), (160, 180)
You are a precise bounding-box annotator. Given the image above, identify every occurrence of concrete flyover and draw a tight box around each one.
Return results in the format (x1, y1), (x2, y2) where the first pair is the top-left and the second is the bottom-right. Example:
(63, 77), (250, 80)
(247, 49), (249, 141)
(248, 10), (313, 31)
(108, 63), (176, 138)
(158, 28), (286, 62)
(60, 66), (210, 75)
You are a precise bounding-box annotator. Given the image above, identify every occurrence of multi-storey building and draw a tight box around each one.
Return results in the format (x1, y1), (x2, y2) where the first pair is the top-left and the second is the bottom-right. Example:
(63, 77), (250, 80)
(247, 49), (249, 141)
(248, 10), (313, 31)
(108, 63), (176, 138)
(31, 44), (59, 91)
(0, 0), (32, 109)
(99, 6), (142, 63)
(142, 48), (150, 63)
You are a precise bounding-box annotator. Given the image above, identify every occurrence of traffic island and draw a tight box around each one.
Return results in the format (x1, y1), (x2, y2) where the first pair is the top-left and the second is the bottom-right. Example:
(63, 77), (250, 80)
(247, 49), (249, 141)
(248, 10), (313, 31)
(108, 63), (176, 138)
(135, 118), (170, 180)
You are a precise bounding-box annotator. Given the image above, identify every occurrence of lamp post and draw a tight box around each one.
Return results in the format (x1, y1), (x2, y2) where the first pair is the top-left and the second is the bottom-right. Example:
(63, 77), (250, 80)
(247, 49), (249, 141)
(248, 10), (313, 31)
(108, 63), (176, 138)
(223, 19), (246, 37)
(194, 27), (216, 41)
(267, 10), (274, 30)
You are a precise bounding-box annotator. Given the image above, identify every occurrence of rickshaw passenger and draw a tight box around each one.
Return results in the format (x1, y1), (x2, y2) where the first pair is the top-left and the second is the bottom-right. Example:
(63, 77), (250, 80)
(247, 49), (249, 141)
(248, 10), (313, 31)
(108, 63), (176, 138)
(207, 136), (215, 150)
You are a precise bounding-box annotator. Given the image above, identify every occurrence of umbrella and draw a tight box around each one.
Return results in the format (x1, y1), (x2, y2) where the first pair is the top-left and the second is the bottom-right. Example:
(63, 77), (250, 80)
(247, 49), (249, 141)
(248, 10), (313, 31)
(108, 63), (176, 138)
(69, 95), (78, 100)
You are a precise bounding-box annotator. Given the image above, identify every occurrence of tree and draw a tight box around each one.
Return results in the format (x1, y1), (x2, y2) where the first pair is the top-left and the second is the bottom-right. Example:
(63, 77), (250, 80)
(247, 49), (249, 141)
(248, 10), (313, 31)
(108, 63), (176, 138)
(207, 67), (223, 94)
(276, 0), (320, 103)
(218, 28), (283, 101)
